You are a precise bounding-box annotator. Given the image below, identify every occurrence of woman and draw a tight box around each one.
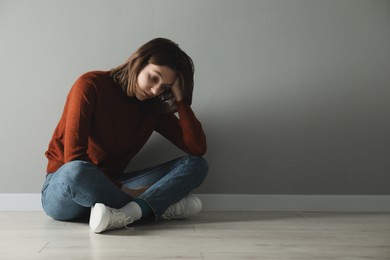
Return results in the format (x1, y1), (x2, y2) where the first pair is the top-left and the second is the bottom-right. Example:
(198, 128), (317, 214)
(41, 38), (208, 233)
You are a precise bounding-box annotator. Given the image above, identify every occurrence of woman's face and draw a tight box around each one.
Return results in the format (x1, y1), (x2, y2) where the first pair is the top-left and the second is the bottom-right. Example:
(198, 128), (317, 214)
(135, 63), (177, 100)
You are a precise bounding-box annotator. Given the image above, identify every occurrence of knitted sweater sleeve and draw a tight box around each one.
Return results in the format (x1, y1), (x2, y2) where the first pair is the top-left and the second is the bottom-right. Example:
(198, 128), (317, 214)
(155, 101), (207, 156)
(63, 75), (96, 163)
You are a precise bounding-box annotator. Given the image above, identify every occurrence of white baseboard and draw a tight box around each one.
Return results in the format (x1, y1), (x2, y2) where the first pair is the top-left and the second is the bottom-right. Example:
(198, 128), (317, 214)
(1, 193), (390, 212)
(0, 193), (42, 211)
(197, 194), (390, 212)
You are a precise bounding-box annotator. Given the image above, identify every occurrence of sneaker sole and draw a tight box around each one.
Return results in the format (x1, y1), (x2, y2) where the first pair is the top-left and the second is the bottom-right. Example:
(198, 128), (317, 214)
(89, 203), (109, 233)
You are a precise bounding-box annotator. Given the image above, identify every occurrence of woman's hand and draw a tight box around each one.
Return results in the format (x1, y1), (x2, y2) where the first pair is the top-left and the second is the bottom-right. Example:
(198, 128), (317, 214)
(170, 76), (183, 102)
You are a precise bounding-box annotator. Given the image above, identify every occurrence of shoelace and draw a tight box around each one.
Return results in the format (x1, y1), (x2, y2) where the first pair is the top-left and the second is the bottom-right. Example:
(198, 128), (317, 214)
(106, 209), (134, 230)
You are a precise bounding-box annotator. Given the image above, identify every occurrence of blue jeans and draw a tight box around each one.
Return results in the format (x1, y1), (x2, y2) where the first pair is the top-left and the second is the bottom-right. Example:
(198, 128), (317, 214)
(41, 155), (208, 221)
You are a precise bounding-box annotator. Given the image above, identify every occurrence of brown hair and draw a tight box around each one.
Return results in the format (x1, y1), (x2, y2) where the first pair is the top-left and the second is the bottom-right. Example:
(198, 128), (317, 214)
(110, 38), (194, 112)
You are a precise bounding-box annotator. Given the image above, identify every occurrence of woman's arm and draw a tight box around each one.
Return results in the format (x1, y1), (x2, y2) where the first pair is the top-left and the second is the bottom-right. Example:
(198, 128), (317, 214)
(63, 75), (96, 163)
(155, 77), (207, 156)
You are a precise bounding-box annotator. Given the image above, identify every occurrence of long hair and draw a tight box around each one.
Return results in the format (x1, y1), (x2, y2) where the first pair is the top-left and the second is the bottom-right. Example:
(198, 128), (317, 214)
(110, 38), (194, 113)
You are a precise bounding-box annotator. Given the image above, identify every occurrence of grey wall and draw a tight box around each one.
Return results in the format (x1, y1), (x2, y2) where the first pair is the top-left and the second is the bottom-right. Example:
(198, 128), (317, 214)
(1, 0), (389, 194)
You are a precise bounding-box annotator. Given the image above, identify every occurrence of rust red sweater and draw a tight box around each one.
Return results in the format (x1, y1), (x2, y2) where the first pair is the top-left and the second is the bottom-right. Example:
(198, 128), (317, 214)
(45, 71), (207, 182)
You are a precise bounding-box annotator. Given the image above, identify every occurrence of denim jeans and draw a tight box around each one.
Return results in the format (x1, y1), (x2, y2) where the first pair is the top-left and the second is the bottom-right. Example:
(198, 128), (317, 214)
(41, 155), (208, 221)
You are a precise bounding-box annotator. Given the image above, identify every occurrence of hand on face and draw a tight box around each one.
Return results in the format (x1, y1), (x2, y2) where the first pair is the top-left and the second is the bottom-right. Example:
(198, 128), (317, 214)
(170, 76), (183, 102)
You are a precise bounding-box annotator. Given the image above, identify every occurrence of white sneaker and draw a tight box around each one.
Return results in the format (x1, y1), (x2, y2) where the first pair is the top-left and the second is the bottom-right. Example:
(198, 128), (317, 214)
(161, 194), (202, 220)
(89, 203), (134, 233)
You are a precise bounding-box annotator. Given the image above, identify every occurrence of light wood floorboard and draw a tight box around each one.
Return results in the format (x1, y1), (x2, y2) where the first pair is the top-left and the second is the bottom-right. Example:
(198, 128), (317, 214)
(0, 211), (389, 259)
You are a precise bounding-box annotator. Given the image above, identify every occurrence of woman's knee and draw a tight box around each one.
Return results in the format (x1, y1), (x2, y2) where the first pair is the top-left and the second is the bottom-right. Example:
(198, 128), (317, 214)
(186, 155), (208, 169)
(42, 161), (100, 221)
(184, 155), (209, 180)
(43, 199), (89, 221)
(55, 160), (98, 185)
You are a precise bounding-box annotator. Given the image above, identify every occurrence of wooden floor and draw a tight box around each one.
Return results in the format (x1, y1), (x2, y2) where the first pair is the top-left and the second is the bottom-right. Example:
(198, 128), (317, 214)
(0, 211), (389, 259)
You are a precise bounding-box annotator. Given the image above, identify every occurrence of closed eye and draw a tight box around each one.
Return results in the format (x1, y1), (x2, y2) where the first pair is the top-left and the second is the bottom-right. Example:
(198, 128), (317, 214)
(149, 74), (160, 82)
